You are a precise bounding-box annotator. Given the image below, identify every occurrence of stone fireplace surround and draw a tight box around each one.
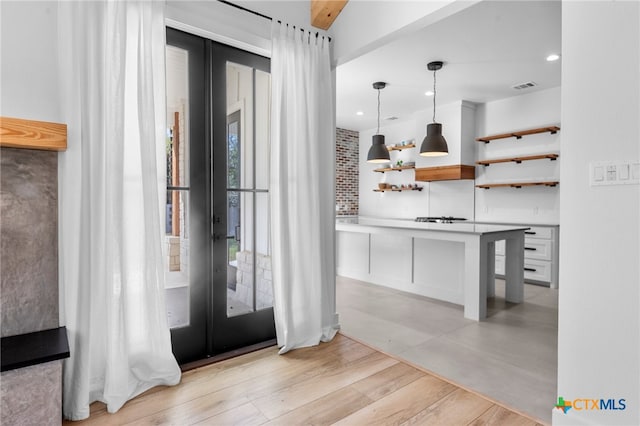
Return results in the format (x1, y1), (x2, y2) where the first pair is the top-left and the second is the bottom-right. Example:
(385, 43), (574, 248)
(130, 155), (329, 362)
(0, 117), (69, 425)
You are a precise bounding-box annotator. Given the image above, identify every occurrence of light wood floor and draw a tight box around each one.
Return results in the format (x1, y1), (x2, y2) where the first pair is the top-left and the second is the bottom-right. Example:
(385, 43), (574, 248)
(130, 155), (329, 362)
(65, 334), (543, 425)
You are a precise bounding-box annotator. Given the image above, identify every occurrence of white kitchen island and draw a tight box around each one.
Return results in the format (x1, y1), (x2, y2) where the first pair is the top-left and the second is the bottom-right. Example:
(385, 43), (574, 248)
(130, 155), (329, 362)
(336, 217), (529, 321)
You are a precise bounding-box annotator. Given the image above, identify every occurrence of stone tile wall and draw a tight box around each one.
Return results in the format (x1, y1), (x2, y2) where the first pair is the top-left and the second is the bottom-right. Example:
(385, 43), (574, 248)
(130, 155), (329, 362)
(336, 128), (359, 216)
(0, 148), (58, 337)
(0, 147), (62, 425)
(1, 362), (61, 426)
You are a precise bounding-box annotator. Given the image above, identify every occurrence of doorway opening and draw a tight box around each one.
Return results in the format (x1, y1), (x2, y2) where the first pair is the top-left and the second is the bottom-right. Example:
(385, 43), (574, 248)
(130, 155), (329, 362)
(165, 28), (276, 365)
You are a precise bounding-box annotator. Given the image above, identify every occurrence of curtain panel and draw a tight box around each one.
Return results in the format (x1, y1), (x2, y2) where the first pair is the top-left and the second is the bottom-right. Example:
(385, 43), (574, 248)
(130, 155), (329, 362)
(270, 22), (339, 354)
(58, 1), (180, 419)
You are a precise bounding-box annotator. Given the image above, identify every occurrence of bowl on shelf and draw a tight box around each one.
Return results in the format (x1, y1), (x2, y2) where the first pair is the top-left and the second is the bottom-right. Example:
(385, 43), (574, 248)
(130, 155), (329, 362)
(378, 183), (388, 189)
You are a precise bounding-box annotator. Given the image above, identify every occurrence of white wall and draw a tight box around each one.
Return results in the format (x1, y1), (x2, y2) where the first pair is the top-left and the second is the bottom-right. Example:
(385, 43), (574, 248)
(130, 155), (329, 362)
(475, 87), (561, 224)
(555, 2), (640, 425)
(0, 1), (60, 122)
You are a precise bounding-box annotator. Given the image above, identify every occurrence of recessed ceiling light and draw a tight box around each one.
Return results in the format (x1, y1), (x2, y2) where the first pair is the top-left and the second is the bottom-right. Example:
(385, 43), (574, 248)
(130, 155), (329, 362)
(425, 90), (434, 96)
(546, 54), (560, 62)
(356, 111), (364, 116)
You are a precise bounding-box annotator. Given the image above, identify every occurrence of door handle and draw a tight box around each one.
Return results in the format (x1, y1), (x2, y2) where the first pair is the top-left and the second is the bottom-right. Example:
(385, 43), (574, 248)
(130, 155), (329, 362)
(235, 225), (241, 242)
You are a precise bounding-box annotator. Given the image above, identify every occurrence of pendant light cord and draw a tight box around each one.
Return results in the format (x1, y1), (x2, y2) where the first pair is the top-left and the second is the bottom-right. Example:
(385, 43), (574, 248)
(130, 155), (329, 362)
(432, 69), (437, 123)
(377, 88), (381, 134)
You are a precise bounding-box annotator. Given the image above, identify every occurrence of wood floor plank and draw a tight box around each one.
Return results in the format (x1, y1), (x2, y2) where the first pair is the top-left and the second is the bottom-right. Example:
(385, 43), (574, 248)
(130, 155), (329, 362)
(123, 392), (251, 426)
(252, 351), (398, 419)
(468, 404), (540, 426)
(240, 338), (377, 402)
(401, 388), (494, 425)
(192, 402), (268, 426)
(333, 374), (457, 425)
(183, 334), (357, 387)
(262, 386), (372, 425)
(350, 362), (425, 401)
(65, 338), (370, 425)
(66, 334), (536, 426)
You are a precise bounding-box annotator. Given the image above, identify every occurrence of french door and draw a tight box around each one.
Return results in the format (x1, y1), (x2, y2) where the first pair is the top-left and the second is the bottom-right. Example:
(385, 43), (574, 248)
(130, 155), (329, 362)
(165, 27), (275, 364)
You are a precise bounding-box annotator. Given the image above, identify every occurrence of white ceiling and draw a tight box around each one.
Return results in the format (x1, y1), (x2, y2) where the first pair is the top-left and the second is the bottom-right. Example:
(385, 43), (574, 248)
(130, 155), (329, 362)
(336, 0), (561, 132)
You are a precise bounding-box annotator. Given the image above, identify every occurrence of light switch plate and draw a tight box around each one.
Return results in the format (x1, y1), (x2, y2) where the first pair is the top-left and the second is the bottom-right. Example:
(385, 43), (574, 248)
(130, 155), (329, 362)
(590, 160), (640, 186)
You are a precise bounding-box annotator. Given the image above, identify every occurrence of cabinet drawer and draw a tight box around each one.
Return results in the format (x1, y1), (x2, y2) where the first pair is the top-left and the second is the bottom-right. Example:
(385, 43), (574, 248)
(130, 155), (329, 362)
(524, 239), (552, 261)
(524, 259), (552, 282)
(495, 254), (505, 275)
(524, 226), (553, 240)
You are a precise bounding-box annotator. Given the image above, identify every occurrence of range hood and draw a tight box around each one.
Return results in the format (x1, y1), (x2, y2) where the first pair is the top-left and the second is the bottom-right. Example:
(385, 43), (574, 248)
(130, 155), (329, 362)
(415, 164), (475, 182)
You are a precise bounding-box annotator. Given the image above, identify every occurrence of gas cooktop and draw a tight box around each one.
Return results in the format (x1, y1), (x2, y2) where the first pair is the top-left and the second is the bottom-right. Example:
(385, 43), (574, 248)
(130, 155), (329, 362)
(415, 216), (467, 224)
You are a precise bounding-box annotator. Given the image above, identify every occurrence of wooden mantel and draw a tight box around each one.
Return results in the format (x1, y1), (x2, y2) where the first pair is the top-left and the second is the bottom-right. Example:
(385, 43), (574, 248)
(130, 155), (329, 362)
(0, 116), (67, 151)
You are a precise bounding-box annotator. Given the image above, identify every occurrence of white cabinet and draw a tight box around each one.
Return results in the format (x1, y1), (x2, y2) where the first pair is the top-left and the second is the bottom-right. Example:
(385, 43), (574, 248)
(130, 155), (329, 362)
(336, 231), (370, 277)
(493, 223), (559, 288)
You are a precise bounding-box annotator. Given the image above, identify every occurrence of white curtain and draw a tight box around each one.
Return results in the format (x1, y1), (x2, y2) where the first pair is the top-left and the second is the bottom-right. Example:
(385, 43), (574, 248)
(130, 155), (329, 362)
(58, 1), (180, 420)
(270, 23), (339, 354)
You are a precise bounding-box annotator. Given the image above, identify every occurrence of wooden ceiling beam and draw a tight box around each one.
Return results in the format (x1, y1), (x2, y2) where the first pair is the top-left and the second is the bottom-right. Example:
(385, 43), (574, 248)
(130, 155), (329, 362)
(311, 0), (348, 30)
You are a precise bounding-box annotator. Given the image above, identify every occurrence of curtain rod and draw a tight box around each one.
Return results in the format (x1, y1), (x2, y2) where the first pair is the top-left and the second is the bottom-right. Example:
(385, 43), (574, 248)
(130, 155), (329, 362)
(216, 0), (331, 42)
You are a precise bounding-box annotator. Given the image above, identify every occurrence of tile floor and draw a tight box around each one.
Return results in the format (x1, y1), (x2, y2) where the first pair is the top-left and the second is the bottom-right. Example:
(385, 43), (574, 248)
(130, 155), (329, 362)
(336, 275), (558, 424)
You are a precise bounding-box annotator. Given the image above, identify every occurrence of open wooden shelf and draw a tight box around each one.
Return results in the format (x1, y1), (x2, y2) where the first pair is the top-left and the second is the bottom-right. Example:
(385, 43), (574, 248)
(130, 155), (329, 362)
(387, 143), (415, 151)
(476, 153), (559, 166)
(476, 181), (559, 189)
(476, 126), (560, 143)
(374, 165), (415, 173)
(373, 187), (423, 192)
(415, 165), (475, 182)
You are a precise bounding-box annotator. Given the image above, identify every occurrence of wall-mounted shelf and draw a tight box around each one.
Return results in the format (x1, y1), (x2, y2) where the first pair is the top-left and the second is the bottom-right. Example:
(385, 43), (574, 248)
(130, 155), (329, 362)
(373, 165), (415, 173)
(373, 187), (423, 192)
(476, 153), (559, 167)
(387, 143), (415, 151)
(415, 165), (475, 182)
(476, 126), (560, 143)
(476, 181), (559, 189)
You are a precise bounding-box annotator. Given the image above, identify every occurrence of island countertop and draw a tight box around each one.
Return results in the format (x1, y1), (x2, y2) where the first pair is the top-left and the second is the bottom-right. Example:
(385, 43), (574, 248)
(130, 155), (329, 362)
(336, 216), (530, 235)
(335, 216), (527, 320)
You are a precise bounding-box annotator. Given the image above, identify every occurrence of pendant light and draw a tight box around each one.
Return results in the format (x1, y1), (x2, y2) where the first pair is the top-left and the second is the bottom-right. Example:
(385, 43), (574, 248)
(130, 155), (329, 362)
(420, 61), (448, 157)
(366, 81), (390, 163)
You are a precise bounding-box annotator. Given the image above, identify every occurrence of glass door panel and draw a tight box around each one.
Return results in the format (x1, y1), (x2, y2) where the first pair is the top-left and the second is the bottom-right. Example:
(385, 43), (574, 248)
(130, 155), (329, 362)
(224, 61), (272, 318)
(165, 28), (207, 364)
(255, 69), (271, 191)
(165, 45), (191, 328)
(255, 192), (273, 311)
